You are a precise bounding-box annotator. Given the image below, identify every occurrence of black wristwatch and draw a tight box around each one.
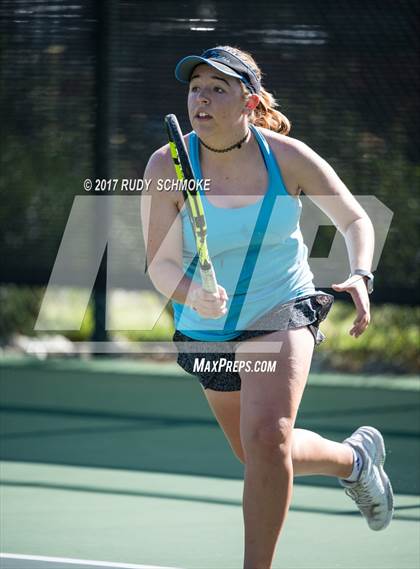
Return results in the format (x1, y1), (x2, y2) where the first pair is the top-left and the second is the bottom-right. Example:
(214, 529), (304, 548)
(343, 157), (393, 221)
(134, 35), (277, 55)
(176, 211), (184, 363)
(349, 269), (374, 294)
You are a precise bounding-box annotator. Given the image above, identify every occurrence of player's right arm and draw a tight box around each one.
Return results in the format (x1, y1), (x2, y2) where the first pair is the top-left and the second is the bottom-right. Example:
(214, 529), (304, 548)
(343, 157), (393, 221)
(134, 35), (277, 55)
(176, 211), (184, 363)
(140, 147), (227, 319)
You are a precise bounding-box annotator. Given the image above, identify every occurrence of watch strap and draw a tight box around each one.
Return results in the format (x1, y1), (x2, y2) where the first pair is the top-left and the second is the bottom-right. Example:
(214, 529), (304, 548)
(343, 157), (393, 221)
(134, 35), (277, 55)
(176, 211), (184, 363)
(349, 269), (374, 294)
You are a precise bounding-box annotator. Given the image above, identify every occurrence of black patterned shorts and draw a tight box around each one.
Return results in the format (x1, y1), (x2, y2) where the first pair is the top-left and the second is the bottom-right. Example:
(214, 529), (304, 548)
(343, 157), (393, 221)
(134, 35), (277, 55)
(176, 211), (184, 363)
(173, 292), (334, 392)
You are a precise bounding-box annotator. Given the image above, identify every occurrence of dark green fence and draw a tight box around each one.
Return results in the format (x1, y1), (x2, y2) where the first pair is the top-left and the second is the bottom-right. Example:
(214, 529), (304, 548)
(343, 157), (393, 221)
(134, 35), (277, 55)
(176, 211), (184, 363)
(1, 0), (419, 303)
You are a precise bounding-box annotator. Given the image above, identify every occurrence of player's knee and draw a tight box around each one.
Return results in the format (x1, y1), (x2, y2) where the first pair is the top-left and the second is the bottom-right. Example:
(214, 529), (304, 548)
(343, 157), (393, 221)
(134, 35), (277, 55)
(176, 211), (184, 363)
(259, 417), (293, 448)
(243, 417), (293, 452)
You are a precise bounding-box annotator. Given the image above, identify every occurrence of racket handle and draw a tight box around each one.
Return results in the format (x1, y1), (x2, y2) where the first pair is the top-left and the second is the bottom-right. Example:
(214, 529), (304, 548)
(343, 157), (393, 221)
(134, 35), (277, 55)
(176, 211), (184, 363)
(200, 264), (219, 294)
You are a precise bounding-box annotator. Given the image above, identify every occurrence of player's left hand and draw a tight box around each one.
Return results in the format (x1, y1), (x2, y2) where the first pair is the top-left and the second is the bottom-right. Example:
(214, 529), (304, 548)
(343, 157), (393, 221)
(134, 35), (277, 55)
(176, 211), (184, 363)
(331, 275), (371, 338)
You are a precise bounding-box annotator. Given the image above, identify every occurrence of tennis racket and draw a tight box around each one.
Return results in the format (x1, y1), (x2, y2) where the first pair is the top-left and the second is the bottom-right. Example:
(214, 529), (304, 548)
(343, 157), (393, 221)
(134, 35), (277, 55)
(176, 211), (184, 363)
(164, 113), (218, 294)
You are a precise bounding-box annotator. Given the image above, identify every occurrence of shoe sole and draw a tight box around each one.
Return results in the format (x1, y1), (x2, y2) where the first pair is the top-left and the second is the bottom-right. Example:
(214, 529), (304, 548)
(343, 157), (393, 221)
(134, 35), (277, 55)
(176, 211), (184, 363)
(358, 426), (394, 530)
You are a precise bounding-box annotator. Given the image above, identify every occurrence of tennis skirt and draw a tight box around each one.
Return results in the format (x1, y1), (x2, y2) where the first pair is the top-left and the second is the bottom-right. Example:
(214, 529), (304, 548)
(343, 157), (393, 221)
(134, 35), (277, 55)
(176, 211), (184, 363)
(173, 291), (334, 392)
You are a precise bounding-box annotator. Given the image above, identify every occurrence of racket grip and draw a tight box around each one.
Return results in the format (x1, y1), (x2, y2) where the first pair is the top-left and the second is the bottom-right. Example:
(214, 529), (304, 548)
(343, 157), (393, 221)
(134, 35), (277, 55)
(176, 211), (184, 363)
(200, 264), (219, 294)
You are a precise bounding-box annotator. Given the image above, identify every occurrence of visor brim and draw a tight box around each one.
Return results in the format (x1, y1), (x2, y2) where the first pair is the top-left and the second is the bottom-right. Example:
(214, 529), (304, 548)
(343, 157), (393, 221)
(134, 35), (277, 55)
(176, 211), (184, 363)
(175, 55), (243, 83)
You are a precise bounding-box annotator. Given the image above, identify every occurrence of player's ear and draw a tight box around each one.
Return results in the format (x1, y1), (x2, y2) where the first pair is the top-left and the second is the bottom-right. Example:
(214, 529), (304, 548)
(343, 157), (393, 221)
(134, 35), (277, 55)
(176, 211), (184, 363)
(245, 94), (260, 111)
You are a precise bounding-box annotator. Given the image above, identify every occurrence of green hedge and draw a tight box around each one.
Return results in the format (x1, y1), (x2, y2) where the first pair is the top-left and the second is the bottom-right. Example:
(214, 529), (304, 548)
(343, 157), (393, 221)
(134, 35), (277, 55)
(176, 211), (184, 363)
(1, 286), (418, 374)
(0, 286), (44, 341)
(319, 301), (419, 373)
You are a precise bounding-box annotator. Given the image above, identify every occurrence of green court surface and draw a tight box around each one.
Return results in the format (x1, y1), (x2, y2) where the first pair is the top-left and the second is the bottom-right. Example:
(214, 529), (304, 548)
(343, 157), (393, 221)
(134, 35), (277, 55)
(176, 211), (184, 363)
(1, 357), (419, 568)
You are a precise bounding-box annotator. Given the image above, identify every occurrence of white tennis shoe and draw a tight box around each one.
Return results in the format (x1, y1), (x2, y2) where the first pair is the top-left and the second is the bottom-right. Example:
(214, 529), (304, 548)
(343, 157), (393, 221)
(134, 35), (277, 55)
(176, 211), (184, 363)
(340, 426), (394, 531)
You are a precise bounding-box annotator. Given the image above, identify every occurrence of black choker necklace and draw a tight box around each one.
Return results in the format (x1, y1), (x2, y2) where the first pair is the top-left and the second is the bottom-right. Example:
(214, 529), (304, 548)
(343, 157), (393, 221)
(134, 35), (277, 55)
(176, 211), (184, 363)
(199, 130), (250, 153)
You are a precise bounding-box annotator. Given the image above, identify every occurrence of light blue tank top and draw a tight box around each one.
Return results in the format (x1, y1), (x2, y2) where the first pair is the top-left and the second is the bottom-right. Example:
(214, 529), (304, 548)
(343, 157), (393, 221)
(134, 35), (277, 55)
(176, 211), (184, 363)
(172, 124), (315, 340)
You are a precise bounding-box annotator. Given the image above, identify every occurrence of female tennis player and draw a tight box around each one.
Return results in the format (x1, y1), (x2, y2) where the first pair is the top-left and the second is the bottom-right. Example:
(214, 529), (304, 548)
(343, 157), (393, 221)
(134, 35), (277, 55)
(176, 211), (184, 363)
(141, 46), (393, 568)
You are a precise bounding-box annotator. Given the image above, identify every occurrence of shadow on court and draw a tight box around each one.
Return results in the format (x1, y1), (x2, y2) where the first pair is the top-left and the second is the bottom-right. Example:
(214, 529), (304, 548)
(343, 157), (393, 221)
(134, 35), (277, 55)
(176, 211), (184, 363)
(1, 357), (419, 501)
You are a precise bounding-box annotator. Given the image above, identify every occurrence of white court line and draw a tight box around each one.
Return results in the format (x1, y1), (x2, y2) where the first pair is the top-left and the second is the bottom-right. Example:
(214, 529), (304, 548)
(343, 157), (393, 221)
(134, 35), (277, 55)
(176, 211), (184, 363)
(0, 553), (183, 569)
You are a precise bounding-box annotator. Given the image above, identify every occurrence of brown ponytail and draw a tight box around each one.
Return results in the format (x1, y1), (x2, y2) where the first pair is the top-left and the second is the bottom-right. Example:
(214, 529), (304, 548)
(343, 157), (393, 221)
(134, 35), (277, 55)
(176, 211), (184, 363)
(252, 87), (291, 135)
(213, 45), (291, 135)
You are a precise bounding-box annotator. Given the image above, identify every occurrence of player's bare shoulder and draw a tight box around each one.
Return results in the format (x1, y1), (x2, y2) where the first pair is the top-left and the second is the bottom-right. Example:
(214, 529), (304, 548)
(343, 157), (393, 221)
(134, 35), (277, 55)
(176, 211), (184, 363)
(145, 132), (194, 176)
(144, 133), (194, 211)
(144, 143), (173, 181)
(256, 127), (308, 196)
(258, 127), (306, 162)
